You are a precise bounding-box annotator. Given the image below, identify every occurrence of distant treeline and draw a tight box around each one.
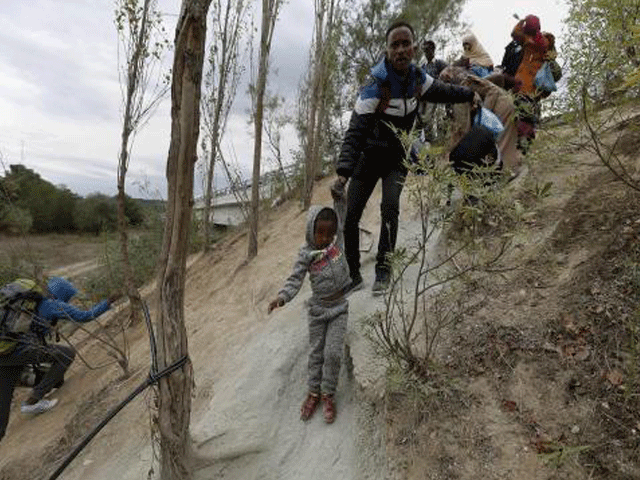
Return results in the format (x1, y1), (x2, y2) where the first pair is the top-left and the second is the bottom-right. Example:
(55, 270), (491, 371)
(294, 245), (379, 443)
(0, 164), (161, 235)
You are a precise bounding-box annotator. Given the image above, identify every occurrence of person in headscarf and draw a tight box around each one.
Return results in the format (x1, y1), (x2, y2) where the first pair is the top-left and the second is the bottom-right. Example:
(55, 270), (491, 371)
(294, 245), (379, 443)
(512, 15), (550, 95)
(508, 14), (560, 154)
(461, 32), (494, 78)
(440, 66), (521, 176)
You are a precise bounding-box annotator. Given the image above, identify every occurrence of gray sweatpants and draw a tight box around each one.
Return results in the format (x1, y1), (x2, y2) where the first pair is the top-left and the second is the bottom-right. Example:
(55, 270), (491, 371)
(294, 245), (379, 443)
(307, 298), (348, 395)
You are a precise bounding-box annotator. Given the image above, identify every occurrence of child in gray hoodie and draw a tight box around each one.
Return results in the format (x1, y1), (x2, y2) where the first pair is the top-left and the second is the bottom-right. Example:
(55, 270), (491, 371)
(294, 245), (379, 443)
(268, 195), (350, 424)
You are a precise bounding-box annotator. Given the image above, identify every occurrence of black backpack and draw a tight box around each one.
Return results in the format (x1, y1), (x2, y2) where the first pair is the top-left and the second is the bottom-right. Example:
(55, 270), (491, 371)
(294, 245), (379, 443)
(449, 125), (501, 176)
(0, 279), (45, 355)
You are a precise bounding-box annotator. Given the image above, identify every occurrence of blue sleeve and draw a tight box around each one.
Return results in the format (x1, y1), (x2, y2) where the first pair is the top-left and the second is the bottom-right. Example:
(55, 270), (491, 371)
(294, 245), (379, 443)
(39, 299), (111, 324)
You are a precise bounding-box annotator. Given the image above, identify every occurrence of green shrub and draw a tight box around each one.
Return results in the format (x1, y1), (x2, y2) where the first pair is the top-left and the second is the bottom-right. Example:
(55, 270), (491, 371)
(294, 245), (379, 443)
(0, 205), (33, 234)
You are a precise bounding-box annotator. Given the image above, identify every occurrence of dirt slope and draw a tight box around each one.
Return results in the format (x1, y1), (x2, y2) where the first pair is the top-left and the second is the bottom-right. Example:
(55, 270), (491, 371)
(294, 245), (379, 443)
(384, 111), (640, 479)
(0, 177), (399, 480)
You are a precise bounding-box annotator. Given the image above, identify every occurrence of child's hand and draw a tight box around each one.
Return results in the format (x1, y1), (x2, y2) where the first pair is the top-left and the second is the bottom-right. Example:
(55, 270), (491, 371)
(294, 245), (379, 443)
(268, 297), (285, 313)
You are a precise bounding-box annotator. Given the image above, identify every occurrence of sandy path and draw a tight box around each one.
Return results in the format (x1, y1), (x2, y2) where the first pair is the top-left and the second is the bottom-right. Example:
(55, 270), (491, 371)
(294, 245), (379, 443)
(189, 179), (442, 480)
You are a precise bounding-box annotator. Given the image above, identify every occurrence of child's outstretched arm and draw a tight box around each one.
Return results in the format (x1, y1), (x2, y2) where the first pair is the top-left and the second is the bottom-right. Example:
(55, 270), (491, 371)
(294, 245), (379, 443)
(270, 247), (311, 312)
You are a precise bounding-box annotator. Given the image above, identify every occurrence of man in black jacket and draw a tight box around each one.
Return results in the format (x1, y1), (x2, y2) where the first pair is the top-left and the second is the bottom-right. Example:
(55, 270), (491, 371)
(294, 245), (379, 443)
(331, 20), (480, 294)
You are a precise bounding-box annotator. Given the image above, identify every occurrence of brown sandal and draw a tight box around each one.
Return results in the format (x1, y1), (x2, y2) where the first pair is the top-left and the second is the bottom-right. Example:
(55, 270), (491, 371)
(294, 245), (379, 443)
(300, 392), (320, 421)
(321, 394), (336, 424)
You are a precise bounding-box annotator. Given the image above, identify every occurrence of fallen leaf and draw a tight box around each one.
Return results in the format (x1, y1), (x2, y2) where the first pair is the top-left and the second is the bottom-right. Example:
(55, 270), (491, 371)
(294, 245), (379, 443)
(502, 400), (517, 412)
(560, 341), (590, 361)
(574, 345), (590, 361)
(606, 369), (624, 386)
(561, 313), (578, 333)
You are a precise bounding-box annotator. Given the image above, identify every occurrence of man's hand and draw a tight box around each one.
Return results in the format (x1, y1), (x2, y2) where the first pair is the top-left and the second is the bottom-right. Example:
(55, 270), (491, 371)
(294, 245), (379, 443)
(471, 92), (483, 111)
(268, 297), (285, 314)
(330, 175), (348, 201)
(469, 91), (483, 119)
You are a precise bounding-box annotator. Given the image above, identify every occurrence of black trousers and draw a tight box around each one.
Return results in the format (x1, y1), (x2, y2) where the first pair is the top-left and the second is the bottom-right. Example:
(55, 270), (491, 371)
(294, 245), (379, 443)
(0, 342), (75, 441)
(344, 160), (406, 279)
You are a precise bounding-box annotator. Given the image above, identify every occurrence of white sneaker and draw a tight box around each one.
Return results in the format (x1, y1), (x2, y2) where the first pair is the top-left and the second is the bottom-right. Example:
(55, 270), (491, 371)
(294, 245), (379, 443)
(21, 398), (58, 414)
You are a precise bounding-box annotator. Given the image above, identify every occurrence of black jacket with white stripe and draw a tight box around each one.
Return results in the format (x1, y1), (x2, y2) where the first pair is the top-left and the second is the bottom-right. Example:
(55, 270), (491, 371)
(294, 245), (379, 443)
(336, 58), (474, 178)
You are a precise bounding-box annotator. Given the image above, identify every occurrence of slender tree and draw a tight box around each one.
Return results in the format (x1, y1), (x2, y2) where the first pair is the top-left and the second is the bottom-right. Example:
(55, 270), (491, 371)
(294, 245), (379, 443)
(115, 0), (169, 320)
(247, 0), (283, 259)
(263, 93), (293, 196)
(200, 0), (250, 251)
(302, 0), (340, 208)
(155, 0), (211, 478)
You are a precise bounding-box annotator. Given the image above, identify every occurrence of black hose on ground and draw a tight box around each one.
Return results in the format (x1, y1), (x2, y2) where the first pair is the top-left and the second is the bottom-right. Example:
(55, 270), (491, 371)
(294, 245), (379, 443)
(46, 301), (187, 480)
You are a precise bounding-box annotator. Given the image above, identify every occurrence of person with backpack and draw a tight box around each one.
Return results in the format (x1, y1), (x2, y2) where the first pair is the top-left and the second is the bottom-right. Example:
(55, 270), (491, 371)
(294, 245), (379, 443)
(497, 15), (562, 154)
(0, 277), (119, 442)
(333, 20), (481, 295)
(440, 65), (520, 177)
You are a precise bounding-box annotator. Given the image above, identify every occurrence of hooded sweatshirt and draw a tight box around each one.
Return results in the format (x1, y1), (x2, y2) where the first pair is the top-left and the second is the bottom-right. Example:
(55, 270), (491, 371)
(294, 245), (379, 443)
(277, 199), (351, 305)
(32, 277), (111, 336)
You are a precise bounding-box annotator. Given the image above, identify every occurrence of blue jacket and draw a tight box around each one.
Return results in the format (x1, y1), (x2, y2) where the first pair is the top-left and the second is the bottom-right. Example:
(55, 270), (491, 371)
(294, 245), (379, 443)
(32, 277), (110, 336)
(336, 58), (474, 177)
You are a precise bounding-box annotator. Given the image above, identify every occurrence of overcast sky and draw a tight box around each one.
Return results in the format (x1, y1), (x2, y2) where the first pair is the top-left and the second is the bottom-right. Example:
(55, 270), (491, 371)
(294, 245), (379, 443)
(0, 0), (567, 199)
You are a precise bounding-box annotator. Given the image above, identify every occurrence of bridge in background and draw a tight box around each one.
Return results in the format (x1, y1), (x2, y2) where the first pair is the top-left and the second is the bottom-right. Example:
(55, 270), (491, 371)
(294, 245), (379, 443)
(194, 165), (298, 227)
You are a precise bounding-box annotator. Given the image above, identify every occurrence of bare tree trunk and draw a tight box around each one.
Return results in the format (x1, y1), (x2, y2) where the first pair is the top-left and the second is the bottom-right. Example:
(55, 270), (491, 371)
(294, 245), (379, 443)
(202, 127), (218, 251)
(248, 0), (281, 259)
(202, 0), (249, 252)
(116, 0), (153, 326)
(202, 44), (227, 252)
(303, 0), (337, 209)
(302, 5), (324, 210)
(219, 150), (250, 221)
(156, 1), (211, 478)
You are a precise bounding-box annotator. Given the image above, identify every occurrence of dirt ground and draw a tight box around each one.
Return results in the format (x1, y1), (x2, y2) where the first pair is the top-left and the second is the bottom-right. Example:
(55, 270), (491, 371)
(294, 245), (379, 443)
(1, 106), (640, 480)
(384, 110), (640, 480)
(0, 234), (104, 276)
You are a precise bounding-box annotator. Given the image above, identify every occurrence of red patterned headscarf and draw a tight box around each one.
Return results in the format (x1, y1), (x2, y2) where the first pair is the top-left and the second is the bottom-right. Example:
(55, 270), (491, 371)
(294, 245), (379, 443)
(523, 15), (544, 46)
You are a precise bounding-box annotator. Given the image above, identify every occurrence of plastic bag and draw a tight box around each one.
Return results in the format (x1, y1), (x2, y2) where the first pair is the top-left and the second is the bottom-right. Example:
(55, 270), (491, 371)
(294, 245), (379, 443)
(473, 107), (504, 140)
(534, 62), (557, 93)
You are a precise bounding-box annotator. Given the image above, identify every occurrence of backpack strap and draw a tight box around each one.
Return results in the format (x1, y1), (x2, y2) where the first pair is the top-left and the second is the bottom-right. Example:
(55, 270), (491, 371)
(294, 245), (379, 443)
(375, 67), (423, 115)
(375, 79), (392, 115)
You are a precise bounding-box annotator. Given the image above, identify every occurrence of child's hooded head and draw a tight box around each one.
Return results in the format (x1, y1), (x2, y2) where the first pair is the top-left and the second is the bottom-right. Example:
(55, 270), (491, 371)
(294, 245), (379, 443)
(313, 208), (338, 249)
